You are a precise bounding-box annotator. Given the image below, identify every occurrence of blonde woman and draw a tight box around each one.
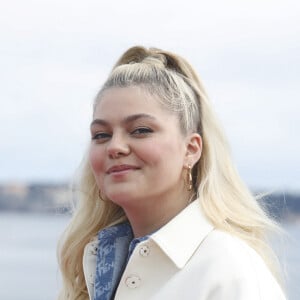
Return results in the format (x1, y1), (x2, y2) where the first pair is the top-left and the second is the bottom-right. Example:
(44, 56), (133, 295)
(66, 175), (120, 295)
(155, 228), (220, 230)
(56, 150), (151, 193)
(57, 46), (286, 299)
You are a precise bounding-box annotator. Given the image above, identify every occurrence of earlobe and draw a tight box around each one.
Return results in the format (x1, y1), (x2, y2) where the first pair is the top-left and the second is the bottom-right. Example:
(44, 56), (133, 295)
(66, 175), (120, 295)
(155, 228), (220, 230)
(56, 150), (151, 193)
(185, 133), (202, 166)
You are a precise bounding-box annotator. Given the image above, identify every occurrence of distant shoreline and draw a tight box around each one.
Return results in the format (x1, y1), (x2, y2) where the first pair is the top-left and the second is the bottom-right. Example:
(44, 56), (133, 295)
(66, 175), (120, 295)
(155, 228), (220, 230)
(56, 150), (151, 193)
(0, 183), (299, 219)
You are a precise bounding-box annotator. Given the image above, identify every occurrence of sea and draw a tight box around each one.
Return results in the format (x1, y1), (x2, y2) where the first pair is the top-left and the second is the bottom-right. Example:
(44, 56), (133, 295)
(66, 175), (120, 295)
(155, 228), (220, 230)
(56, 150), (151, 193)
(0, 212), (299, 300)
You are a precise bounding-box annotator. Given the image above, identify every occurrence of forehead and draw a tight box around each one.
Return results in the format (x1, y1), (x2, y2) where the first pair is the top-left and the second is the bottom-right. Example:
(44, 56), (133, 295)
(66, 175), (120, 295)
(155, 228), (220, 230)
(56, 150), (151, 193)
(94, 86), (173, 118)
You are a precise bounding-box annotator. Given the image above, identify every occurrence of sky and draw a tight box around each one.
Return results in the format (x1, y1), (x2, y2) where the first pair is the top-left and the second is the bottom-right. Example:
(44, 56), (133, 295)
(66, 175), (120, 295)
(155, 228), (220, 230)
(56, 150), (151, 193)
(0, 0), (299, 191)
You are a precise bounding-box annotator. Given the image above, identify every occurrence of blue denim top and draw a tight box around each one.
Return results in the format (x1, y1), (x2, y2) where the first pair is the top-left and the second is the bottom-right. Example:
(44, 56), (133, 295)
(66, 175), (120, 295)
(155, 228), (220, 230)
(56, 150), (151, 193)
(93, 222), (149, 300)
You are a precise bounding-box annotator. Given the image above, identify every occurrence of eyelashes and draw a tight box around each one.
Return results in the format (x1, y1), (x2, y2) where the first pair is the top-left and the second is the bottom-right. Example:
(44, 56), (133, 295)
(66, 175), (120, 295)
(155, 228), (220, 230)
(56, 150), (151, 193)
(91, 127), (154, 142)
(91, 132), (111, 140)
(131, 127), (153, 135)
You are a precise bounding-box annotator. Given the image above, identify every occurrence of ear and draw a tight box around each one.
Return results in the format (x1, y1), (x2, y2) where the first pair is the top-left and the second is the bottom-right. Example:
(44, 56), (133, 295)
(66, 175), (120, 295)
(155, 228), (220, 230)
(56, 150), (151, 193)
(184, 133), (202, 167)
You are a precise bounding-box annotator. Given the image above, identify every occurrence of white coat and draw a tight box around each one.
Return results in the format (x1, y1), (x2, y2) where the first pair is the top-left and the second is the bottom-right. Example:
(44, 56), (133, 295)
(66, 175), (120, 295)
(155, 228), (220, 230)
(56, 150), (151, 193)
(83, 200), (286, 299)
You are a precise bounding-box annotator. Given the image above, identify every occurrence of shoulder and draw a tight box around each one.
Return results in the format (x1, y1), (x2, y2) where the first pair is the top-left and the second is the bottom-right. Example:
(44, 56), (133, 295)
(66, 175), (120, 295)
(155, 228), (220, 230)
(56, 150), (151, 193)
(199, 230), (265, 276)
(191, 229), (286, 299)
(202, 229), (262, 263)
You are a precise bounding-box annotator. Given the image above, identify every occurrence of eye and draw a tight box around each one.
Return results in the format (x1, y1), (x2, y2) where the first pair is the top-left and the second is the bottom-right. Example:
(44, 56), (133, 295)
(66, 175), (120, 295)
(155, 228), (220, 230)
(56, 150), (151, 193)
(131, 127), (153, 136)
(91, 132), (111, 142)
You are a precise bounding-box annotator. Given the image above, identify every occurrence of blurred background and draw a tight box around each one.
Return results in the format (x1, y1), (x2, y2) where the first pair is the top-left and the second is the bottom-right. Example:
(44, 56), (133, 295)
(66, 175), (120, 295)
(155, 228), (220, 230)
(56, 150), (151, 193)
(0, 0), (299, 299)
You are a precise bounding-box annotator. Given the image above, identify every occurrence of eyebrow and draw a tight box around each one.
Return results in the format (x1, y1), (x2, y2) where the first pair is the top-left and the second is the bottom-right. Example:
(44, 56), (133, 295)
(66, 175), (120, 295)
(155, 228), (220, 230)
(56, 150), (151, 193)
(90, 113), (157, 128)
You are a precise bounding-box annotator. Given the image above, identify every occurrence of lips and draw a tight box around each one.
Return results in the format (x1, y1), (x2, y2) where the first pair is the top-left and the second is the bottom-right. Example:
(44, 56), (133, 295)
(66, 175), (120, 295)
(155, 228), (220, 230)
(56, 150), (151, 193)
(106, 164), (140, 174)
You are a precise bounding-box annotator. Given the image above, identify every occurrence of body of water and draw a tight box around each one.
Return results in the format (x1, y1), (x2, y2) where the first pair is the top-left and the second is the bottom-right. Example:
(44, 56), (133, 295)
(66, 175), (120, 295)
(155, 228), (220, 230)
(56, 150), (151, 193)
(0, 213), (299, 299)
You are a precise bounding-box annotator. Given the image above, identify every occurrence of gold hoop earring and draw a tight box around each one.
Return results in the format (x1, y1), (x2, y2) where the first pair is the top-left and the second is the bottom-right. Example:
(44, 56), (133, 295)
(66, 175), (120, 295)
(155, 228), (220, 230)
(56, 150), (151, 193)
(98, 190), (109, 202)
(186, 165), (193, 191)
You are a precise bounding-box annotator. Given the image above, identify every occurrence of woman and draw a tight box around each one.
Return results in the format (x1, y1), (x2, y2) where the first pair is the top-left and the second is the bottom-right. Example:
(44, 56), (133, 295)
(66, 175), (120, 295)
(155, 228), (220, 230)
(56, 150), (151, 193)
(57, 46), (286, 299)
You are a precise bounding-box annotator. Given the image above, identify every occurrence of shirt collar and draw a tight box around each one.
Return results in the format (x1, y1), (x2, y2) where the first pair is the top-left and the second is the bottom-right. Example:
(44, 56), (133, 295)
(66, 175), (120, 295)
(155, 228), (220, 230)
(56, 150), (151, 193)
(150, 199), (214, 269)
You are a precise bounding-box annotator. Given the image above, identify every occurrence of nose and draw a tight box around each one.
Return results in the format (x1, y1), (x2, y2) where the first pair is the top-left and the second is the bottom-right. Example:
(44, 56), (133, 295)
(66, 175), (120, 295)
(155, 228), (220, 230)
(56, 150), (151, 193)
(106, 133), (130, 159)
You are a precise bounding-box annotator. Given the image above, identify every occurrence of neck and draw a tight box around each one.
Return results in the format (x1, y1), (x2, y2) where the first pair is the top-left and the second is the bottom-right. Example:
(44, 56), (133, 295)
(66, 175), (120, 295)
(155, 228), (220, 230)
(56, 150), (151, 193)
(123, 189), (194, 238)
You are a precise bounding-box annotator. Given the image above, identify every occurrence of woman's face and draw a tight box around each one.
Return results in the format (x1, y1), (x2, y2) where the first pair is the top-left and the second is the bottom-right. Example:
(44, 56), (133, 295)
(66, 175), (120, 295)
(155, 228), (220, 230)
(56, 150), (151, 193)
(89, 86), (194, 207)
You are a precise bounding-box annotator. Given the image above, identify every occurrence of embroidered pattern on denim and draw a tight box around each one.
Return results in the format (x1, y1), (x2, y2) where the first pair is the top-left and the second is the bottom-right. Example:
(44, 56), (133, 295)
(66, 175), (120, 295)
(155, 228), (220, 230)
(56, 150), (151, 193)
(93, 222), (152, 300)
(94, 223), (133, 300)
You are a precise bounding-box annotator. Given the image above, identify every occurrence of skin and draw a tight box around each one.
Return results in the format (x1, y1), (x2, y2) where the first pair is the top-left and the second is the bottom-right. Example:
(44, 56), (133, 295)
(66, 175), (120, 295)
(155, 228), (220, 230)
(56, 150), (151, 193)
(89, 86), (202, 237)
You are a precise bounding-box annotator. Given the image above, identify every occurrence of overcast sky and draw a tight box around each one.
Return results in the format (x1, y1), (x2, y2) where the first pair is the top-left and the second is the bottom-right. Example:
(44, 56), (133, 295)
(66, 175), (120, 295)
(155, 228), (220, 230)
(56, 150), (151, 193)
(0, 0), (299, 191)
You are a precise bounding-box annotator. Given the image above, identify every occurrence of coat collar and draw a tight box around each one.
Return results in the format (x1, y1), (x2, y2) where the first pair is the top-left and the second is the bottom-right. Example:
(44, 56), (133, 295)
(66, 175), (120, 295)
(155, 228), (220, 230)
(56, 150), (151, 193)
(150, 199), (214, 269)
(83, 199), (214, 300)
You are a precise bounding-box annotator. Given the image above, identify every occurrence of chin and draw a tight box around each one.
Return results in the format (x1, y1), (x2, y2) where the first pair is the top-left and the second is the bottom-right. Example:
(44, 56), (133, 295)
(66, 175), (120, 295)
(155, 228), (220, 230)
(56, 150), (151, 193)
(106, 191), (136, 206)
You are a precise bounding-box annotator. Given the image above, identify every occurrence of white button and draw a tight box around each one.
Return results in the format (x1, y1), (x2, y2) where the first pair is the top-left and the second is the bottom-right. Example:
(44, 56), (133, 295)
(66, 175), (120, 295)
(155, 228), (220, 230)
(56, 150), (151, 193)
(94, 246), (98, 254)
(125, 275), (141, 288)
(87, 241), (98, 255)
(88, 273), (95, 285)
(139, 245), (150, 257)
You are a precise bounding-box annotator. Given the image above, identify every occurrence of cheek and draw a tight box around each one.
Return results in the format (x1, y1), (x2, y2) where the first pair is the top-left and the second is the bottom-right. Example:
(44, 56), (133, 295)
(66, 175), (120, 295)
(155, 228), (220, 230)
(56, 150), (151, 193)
(137, 142), (164, 165)
(138, 139), (183, 167)
(89, 146), (105, 174)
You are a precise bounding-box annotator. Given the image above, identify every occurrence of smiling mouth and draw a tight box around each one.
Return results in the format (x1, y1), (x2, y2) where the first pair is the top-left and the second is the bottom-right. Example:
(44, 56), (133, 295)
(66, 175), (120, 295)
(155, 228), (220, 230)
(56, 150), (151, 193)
(106, 165), (140, 174)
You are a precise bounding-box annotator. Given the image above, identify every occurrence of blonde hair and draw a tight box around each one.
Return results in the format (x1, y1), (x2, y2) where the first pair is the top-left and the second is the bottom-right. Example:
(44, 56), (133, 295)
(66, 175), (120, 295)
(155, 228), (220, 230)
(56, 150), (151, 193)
(57, 46), (283, 299)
